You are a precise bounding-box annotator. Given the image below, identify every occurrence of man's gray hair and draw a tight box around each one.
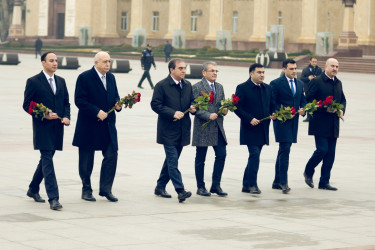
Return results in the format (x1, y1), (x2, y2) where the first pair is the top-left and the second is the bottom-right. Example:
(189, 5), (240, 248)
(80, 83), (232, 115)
(94, 51), (109, 62)
(203, 61), (217, 71)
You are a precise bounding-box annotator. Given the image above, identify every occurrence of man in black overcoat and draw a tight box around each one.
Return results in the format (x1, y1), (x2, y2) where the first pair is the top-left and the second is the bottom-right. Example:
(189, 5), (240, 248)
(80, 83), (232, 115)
(23, 52), (71, 210)
(270, 59), (306, 194)
(164, 40), (173, 62)
(303, 58), (346, 191)
(234, 63), (275, 194)
(151, 58), (196, 202)
(73, 51), (122, 202)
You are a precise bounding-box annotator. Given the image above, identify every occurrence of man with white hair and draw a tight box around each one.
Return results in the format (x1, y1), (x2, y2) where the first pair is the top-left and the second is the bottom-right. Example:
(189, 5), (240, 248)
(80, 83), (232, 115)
(303, 58), (346, 191)
(73, 51), (122, 202)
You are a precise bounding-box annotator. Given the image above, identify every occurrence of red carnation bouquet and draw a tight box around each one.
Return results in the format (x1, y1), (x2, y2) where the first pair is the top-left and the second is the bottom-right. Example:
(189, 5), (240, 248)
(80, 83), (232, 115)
(259, 105), (296, 123)
(323, 96), (344, 121)
(201, 94), (239, 129)
(28, 101), (62, 121)
(105, 91), (141, 116)
(174, 90), (214, 122)
(303, 99), (322, 117)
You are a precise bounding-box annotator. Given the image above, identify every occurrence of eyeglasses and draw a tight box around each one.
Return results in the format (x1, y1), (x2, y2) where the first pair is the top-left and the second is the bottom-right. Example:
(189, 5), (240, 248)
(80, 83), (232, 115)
(206, 70), (219, 73)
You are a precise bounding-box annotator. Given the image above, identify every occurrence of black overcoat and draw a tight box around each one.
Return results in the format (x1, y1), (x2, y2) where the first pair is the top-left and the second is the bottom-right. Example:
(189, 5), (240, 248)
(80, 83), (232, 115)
(234, 79), (273, 146)
(306, 73), (346, 138)
(23, 71), (70, 150)
(270, 74), (307, 143)
(73, 67), (120, 151)
(151, 75), (194, 146)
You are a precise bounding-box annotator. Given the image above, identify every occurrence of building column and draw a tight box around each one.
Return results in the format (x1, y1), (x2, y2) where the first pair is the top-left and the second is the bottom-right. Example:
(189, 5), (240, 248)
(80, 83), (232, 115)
(94, 0), (118, 37)
(249, 0), (268, 42)
(65, 0), (76, 37)
(128, 0), (143, 38)
(297, 0), (317, 43)
(337, 0), (358, 48)
(204, 0), (222, 40)
(8, 0), (25, 38)
(165, 0), (182, 39)
(355, 0), (375, 45)
(37, 0), (48, 37)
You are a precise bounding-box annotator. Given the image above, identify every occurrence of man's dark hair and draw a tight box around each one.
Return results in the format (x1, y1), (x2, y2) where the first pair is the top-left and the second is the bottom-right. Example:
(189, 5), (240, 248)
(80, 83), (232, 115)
(41, 52), (55, 62)
(168, 58), (184, 73)
(249, 63), (264, 73)
(310, 56), (317, 61)
(282, 59), (296, 68)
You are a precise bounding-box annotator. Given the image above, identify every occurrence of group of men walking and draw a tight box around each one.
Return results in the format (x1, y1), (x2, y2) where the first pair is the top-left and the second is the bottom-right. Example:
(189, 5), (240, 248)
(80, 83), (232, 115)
(23, 51), (346, 210)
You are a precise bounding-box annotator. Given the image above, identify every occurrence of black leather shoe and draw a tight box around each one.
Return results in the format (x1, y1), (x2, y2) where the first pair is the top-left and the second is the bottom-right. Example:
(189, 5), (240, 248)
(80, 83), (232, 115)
(82, 193), (96, 202)
(99, 192), (118, 202)
(249, 186), (261, 194)
(154, 188), (172, 198)
(27, 189), (45, 203)
(197, 187), (211, 196)
(303, 172), (314, 188)
(318, 184), (338, 191)
(242, 186), (250, 193)
(178, 190), (192, 203)
(272, 183), (282, 190)
(210, 186), (228, 196)
(49, 198), (62, 210)
(280, 184), (291, 194)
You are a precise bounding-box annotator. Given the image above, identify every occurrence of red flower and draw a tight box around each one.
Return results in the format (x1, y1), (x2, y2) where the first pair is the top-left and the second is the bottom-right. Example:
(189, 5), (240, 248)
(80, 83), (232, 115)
(324, 96), (333, 105)
(28, 101), (38, 115)
(137, 92), (141, 102)
(317, 100), (323, 108)
(209, 91), (215, 104)
(291, 106), (296, 115)
(232, 94), (240, 105)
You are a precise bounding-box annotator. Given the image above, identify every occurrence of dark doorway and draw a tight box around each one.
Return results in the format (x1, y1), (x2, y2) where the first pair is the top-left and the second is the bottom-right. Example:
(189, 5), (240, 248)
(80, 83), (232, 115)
(57, 13), (65, 39)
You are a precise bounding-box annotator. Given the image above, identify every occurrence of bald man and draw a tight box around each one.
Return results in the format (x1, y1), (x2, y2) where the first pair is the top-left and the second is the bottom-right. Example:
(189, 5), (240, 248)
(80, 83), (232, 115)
(73, 51), (122, 202)
(303, 58), (346, 191)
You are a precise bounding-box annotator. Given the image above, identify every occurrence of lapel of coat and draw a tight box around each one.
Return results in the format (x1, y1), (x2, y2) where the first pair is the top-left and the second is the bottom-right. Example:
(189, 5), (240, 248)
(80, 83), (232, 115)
(54, 75), (62, 96)
(38, 71), (55, 95)
(91, 66), (107, 92)
(281, 75), (293, 97)
(201, 78), (213, 96)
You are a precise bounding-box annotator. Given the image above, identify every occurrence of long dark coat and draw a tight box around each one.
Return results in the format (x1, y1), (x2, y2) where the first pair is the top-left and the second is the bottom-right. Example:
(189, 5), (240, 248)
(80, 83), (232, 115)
(234, 79), (273, 146)
(270, 74), (307, 143)
(192, 79), (227, 147)
(151, 75), (194, 146)
(73, 66), (121, 151)
(23, 71), (70, 150)
(306, 73), (346, 138)
(300, 64), (323, 90)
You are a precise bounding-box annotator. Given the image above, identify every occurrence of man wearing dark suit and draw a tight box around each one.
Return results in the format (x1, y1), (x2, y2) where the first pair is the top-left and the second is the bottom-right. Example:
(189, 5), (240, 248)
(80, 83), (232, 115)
(23, 52), (70, 210)
(73, 51), (122, 202)
(192, 61), (228, 197)
(303, 58), (346, 191)
(300, 57), (322, 122)
(270, 59), (306, 194)
(234, 63), (275, 194)
(151, 58), (196, 203)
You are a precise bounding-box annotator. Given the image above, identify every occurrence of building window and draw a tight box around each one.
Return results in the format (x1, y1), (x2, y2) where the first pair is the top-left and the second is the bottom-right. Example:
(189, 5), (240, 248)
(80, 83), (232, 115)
(121, 12), (128, 31)
(233, 11), (238, 33)
(152, 11), (159, 31)
(191, 12), (197, 32)
(278, 11), (282, 25)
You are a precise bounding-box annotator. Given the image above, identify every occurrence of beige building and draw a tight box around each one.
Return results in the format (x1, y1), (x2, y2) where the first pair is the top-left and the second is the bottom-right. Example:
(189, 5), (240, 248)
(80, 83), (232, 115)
(23, 0), (375, 55)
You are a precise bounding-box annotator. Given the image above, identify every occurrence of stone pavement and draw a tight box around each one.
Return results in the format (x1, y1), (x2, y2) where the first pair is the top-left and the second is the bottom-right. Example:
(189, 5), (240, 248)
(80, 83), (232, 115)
(0, 53), (374, 250)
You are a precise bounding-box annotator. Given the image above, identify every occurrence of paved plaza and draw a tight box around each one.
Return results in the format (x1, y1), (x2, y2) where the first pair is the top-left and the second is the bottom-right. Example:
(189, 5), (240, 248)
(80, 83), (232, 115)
(0, 53), (374, 249)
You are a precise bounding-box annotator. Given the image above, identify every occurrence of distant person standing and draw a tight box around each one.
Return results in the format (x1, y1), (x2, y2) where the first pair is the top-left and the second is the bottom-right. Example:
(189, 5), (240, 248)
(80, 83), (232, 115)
(300, 57), (322, 122)
(164, 40), (173, 62)
(138, 44), (156, 89)
(35, 37), (43, 59)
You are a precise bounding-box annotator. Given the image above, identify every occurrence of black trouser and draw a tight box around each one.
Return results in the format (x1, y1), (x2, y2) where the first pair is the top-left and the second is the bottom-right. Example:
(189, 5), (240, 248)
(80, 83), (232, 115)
(165, 53), (171, 62)
(138, 70), (154, 88)
(29, 150), (59, 201)
(78, 143), (118, 195)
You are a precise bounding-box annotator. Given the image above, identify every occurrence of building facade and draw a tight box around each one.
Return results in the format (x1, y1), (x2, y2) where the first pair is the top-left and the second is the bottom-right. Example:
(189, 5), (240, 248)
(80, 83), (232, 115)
(22, 0), (375, 55)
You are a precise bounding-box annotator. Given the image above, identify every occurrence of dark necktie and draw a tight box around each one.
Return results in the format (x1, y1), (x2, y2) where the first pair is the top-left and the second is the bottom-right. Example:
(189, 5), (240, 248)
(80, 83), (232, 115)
(210, 83), (216, 94)
(289, 79), (295, 96)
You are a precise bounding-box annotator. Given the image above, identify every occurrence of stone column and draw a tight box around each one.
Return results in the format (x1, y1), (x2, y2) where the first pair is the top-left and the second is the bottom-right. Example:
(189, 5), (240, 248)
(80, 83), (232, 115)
(204, 0), (222, 40)
(128, 0), (143, 38)
(94, 0), (118, 37)
(165, 0), (182, 39)
(8, 0), (25, 38)
(297, 0), (317, 43)
(249, 0), (268, 42)
(37, 0), (48, 37)
(65, 0), (76, 37)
